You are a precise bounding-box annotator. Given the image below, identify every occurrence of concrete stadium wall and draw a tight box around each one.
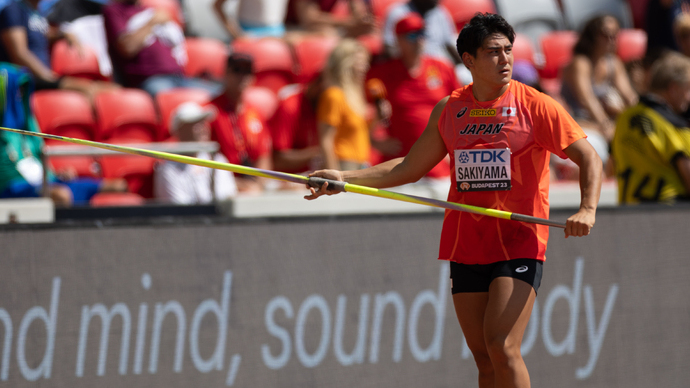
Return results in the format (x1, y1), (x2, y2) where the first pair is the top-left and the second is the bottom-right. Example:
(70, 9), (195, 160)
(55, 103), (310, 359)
(0, 206), (688, 387)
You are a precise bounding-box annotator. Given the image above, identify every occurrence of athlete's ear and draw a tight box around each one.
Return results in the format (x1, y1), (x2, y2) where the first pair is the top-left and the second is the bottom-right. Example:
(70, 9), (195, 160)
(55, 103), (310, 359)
(461, 52), (475, 70)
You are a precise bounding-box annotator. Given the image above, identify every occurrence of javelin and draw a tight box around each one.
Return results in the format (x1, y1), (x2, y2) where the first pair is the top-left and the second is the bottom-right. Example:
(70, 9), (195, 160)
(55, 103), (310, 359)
(0, 126), (566, 228)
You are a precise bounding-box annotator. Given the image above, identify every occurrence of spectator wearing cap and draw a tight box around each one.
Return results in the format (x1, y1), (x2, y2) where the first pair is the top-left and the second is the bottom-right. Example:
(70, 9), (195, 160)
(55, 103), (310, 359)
(154, 101), (238, 204)
(103, 0), (221, 96)
(382, 0), (467, 84)
(366, 14), (460, 179)
(206, 53), (273, 192)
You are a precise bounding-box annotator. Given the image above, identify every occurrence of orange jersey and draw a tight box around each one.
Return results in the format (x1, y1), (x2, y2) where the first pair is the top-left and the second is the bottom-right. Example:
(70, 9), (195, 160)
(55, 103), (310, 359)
(437, 81), (585, 264)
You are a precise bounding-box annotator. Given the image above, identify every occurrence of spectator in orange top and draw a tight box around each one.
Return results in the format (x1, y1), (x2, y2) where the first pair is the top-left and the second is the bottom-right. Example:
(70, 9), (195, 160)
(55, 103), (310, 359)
(317, 38), (372, 170)
(269, 74), (325, 173)
(367, 14), (460, 179)
(206, 53), (273, 192)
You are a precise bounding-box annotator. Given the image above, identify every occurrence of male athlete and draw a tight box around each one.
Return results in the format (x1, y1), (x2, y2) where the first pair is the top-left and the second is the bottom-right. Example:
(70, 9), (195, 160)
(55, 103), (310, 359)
(306, 13), (602, 388)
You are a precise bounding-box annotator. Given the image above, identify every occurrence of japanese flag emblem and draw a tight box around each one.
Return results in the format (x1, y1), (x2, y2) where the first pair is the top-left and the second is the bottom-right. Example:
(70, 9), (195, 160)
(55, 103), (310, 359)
(502, 107), (516, 117)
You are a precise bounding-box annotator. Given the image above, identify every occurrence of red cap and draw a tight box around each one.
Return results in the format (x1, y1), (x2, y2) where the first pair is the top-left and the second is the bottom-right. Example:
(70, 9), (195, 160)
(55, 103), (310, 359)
(395, 14), (425, 35)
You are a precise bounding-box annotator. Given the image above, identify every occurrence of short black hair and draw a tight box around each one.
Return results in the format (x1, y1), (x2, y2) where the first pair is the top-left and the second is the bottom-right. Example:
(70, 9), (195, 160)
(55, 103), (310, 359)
(456, 13), (515, 58)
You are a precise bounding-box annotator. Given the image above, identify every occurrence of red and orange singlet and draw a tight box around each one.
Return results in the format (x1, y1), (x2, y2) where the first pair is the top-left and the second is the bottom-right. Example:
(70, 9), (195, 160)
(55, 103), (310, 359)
(437, 81), (585, 264)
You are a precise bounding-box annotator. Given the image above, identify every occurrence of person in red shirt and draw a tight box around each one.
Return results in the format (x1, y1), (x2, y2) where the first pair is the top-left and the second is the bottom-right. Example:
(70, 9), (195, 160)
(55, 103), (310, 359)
(307, 13), (602, 387)
(367, 14), (460, 178)
(268, 75), (324, 173)
(207, 53), (272, 192)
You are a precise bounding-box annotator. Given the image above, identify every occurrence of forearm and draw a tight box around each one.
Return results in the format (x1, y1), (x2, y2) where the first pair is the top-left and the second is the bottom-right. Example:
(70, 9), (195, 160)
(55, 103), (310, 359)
(341, 157), (417, 188)
(117, 21), (157, 58)
(577, 150), (602, 211)
(213, 0), (243, 38)
(13, 48), (55, 81)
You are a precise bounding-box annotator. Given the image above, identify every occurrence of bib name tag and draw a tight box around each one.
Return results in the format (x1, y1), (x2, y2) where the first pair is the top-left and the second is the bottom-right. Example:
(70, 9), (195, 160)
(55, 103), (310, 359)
(16, 156), (44, 186)
(455, 148), (511, 192)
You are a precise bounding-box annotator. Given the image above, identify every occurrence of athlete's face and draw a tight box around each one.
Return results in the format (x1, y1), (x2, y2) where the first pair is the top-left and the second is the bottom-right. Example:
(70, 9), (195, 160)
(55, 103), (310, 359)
(463, 33), (513, 90)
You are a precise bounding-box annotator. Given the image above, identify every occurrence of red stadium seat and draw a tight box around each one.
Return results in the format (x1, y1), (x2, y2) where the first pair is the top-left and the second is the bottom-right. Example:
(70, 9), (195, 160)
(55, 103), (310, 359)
(617, 28), (647, 62)
(440, 0), (497, 31)
(539, 30), (578, 79)
(51, 40), (106, 80)
(371, 0), (406, 20)
(89, 192), (146, 206)
(100, 152), (157, 198)
(512, 33), (537, 65)
(155, 88), (212, 137)
(32, 90), (97, 143)
(94, 89), (161, 142)
(48, 156), (101, 178)
(231, 37), (294, 93)
(184, 37), (229, 80)
(140, 0), (185, 26)
(242, 86), (279, 121)
(293, 36), (339, 83)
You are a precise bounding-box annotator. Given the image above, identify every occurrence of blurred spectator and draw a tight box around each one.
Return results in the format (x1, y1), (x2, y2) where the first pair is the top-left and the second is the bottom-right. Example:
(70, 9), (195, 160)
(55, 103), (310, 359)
(287, 0), (375, 37)
(645, 0), (689, 57)
(0, 63), (126, 207)
(206, 53), (273, 192)
(674, 12), (690, 56)
(0, 0), (118, 102)
(103, 0), (221, 96)
(382, 0), (468, 84)
(269, 75), (324, 173)
(561, 14), (638, 142)
(154, 101), (238, 204)
(366, 14), (459, 178)
(512, 59), (542, 91)
(46, 0), (106, 24)
(612, 52), (690, 204)
(213, 0), (289, 39)
(317, 38), (371, 170)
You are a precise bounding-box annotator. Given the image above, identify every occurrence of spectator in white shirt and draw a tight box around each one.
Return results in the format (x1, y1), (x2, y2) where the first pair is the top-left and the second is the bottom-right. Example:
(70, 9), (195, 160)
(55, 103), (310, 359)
(154, 102), (238, 204)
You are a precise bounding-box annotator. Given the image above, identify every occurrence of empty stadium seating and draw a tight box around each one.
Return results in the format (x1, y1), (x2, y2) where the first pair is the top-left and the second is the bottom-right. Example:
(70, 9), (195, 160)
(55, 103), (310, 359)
(539, 30), (578, 79)
(100, 152), (157, 198)
(51, 40), (106, 81)
(293, 36), (339, 84)
(617, 28), (647, 62)
(512, 33), (537, 64)
(94, 89), (161, 142)
(184, 37), (229, 80)
(440, 0), (496, 31)
(231, 37), (294, 93)
(32, 90), (97, 143)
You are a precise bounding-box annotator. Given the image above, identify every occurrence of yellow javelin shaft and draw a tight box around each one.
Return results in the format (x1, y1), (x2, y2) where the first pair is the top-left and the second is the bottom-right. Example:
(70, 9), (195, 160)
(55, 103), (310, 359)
(0, 127), (566, 228)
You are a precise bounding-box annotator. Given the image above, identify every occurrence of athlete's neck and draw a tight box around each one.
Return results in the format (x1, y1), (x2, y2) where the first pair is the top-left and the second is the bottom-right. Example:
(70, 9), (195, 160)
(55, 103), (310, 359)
(472, 82), (510, 102)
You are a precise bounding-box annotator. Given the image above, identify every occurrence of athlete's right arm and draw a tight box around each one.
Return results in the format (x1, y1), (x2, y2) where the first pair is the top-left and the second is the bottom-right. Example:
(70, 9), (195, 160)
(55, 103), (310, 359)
(305, 97), (450, 200)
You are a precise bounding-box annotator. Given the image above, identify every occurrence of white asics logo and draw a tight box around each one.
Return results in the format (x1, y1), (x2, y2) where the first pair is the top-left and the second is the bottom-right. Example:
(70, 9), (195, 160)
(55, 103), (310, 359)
(515, 265), (528, 273)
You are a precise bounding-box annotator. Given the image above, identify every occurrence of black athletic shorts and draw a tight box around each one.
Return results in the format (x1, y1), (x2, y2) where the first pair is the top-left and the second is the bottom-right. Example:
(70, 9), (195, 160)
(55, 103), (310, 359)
(449, 259), (543, 294)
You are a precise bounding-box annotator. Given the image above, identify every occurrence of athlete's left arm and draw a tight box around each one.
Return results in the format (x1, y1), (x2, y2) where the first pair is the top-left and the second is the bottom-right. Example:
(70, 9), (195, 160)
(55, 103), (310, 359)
(562, 138), (603, 238)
